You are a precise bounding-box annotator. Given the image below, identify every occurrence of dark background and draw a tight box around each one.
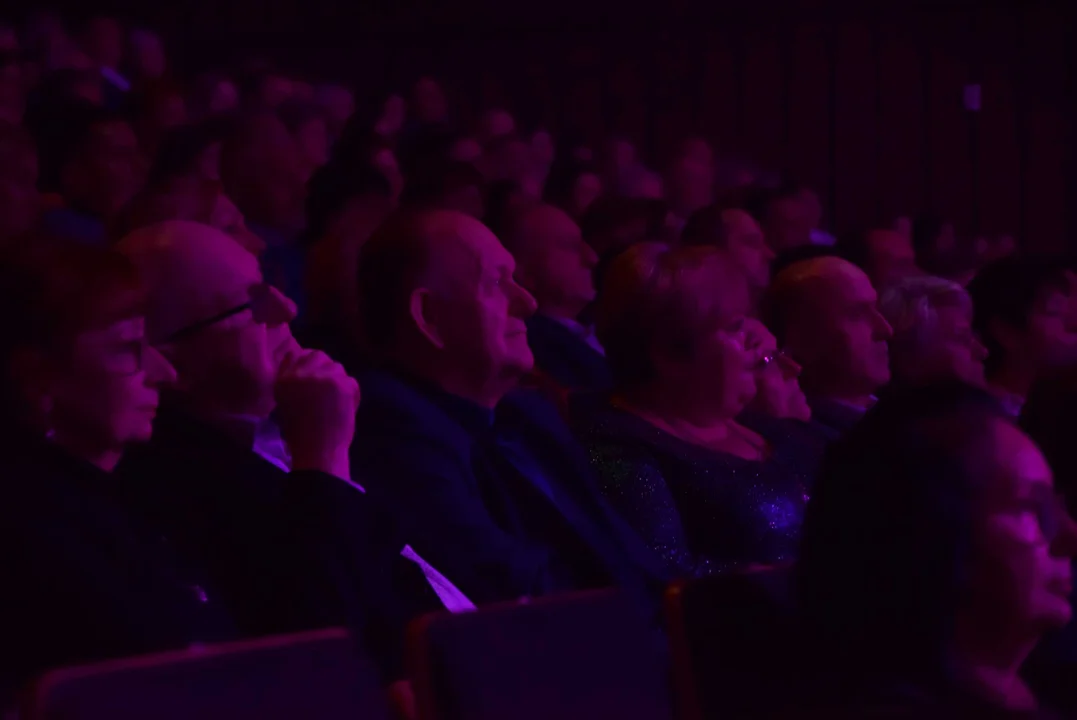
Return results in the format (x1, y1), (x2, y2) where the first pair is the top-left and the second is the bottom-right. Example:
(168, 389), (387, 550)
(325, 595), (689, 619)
(13, 0), (1076, 252)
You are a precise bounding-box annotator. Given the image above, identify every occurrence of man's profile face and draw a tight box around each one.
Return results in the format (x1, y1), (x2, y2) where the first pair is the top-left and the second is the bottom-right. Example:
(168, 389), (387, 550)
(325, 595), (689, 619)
(423, 217), (537, 386)
(724, 209), (774, 290)
(800, 264), (893, 395)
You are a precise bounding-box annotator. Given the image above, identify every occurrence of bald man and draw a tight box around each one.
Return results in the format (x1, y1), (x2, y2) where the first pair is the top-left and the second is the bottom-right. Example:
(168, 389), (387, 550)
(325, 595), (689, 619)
(503, 203), (610, 391)
(354, 209), (667, 611)
(115, 221), (466, 687)
(763, 256), (893, 437)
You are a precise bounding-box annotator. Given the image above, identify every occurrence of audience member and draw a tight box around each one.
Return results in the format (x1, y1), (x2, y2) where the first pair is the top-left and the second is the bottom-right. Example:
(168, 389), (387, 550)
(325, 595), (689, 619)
(188, 70), (239, 118)
(33, 100), (147, 245)
(116, 220), (460, 688)
(315, 82), (355, 142)
(279, 100), (330, 182)
(841, 226), (922, 289)
(681, 200), (775, 302)
(0, 122), (40, 245)
(503, 203), (610, 392)
(220, 111), (308, 317)
(127, 28), (167, 85)
(763, 257), (892, 437)
(129, 80), (187, 156)
(743, 183), (815, 253)
(663, 150), (713, 236)
(544, 157), (603, 219)
(303, 160), (394, 360)
(353, 209), (666, 608)
(799, 382), (1077, 715)
(0, 244), (232, 703)
(968, 256), (1077, 417)
(879, 274), (988, 390)
(742, 317), (812, 423)
(577, 243), (816, 578)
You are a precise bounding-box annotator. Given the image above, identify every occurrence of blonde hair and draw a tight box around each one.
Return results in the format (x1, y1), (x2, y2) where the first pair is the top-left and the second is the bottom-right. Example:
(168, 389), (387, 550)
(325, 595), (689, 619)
(596, 242), (747, 388)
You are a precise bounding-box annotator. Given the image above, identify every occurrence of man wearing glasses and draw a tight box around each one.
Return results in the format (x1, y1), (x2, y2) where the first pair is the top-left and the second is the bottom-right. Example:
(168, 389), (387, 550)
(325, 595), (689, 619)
(116, 220), (470, 690)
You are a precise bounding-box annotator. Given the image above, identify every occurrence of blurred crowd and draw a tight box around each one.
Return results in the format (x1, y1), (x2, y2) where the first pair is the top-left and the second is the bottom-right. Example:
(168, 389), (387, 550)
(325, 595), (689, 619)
(2, 10), (1077, 719)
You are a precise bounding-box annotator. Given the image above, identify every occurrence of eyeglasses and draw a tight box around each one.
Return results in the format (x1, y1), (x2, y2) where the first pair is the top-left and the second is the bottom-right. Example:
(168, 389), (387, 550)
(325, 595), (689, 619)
(161, 302), (252, 344)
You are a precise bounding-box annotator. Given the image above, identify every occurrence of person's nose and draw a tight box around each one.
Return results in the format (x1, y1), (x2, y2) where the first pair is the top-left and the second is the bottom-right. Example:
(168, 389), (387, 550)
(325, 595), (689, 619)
(263, 285), (298, 326)
(777, 354), (802, 379)
(872, 309), (894, 341)
(511, 280), (538, 319)
(971, 336), (989, 362)
(143, 345), (178, 386)
(1050, 504), (1077, 559)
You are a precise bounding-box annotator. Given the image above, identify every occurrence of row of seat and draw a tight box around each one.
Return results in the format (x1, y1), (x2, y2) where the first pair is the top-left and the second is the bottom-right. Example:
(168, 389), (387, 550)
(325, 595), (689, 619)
(23, 570), (793, 720)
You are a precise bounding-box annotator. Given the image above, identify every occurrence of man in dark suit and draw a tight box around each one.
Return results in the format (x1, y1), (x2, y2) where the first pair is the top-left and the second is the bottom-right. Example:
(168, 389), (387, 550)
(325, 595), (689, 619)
(762, 256), (894, 438)
(116, 221), (467, 689)
(501, 204), (611, 392)
(353, 209), (667, 611)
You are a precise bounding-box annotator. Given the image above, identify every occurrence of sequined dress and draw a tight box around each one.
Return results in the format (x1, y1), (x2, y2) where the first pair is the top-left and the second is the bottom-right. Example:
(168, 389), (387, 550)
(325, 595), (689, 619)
(574, 402), (823, 579)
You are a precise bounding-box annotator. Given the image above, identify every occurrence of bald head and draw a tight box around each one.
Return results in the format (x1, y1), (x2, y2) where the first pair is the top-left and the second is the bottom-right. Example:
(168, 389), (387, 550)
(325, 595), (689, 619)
(117, 220), (298, 417)
(117, 221), (262, 342)
(503, 203), (597, 318)
(764, 256), (893, 401)
(358, 209), (536, 405)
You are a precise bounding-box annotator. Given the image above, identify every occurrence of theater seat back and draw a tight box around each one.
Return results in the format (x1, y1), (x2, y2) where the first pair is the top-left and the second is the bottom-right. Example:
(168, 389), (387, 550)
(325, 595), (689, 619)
(27, 628), (390, 720)
(667, 568), (803, 720)
(410, 590), (672, 720)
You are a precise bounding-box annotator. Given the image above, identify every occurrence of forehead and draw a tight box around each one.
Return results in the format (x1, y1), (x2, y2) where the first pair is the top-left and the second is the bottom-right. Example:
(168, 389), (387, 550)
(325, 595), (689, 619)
(989, 420), (1053, 495)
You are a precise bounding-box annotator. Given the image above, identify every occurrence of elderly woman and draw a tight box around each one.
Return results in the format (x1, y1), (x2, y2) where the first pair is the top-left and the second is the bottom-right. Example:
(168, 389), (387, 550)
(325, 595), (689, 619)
(798, 382), (1077, 716)
(879, 274), (988, 389)
(0, 244), (234, 701)
(572, 243), (815, 579)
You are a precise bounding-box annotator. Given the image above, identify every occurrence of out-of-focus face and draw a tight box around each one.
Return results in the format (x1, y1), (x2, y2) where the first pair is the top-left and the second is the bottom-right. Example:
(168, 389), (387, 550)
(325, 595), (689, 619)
(209, 80), (239, 114)
(0, 139), (40, 243)
(375, 95), (406, 137)
(318, 85), (355, 135)
(1022, 288), (1077, 373)
(531, 131), (555, 170)
(372, 148), (403, 205)
(151, 92), (188, 135)
(796, 261), (893, 396)
(515, 207), (598, 318)
(765, 196), (814, 251)
(668, 156), (713, 217)
(449, 137), (483, 165)
(744, 318), (811, 422)
(85, 17), (123, 69)
(231, 116), (306, 232)
(129, 29), (166, 80)
(965, 420), (1077, 639)
(723, 209), (774, 291)
(413, 78), (447, 125)
(72, 120), (148, 220)
(917, 303), (987, 387)
(866, 229), (919, 288)
(422, 214), (537, 390)
(259, 75), (293, 110)
(571, 172), (603, 218)
(49, 317), (176, 447)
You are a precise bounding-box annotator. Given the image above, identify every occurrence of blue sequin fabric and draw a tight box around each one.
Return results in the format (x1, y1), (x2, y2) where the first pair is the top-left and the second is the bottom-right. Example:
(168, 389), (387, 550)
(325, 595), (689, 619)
(573, 401), (826, 580)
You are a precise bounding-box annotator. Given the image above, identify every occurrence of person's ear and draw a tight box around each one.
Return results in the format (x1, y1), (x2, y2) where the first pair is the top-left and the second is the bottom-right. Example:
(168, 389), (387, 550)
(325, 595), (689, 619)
(409, 287), (445, 349)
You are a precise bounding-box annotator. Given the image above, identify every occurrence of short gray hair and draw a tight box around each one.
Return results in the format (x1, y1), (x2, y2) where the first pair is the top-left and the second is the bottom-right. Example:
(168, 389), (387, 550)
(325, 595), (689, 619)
(879, 274), (972, 362)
